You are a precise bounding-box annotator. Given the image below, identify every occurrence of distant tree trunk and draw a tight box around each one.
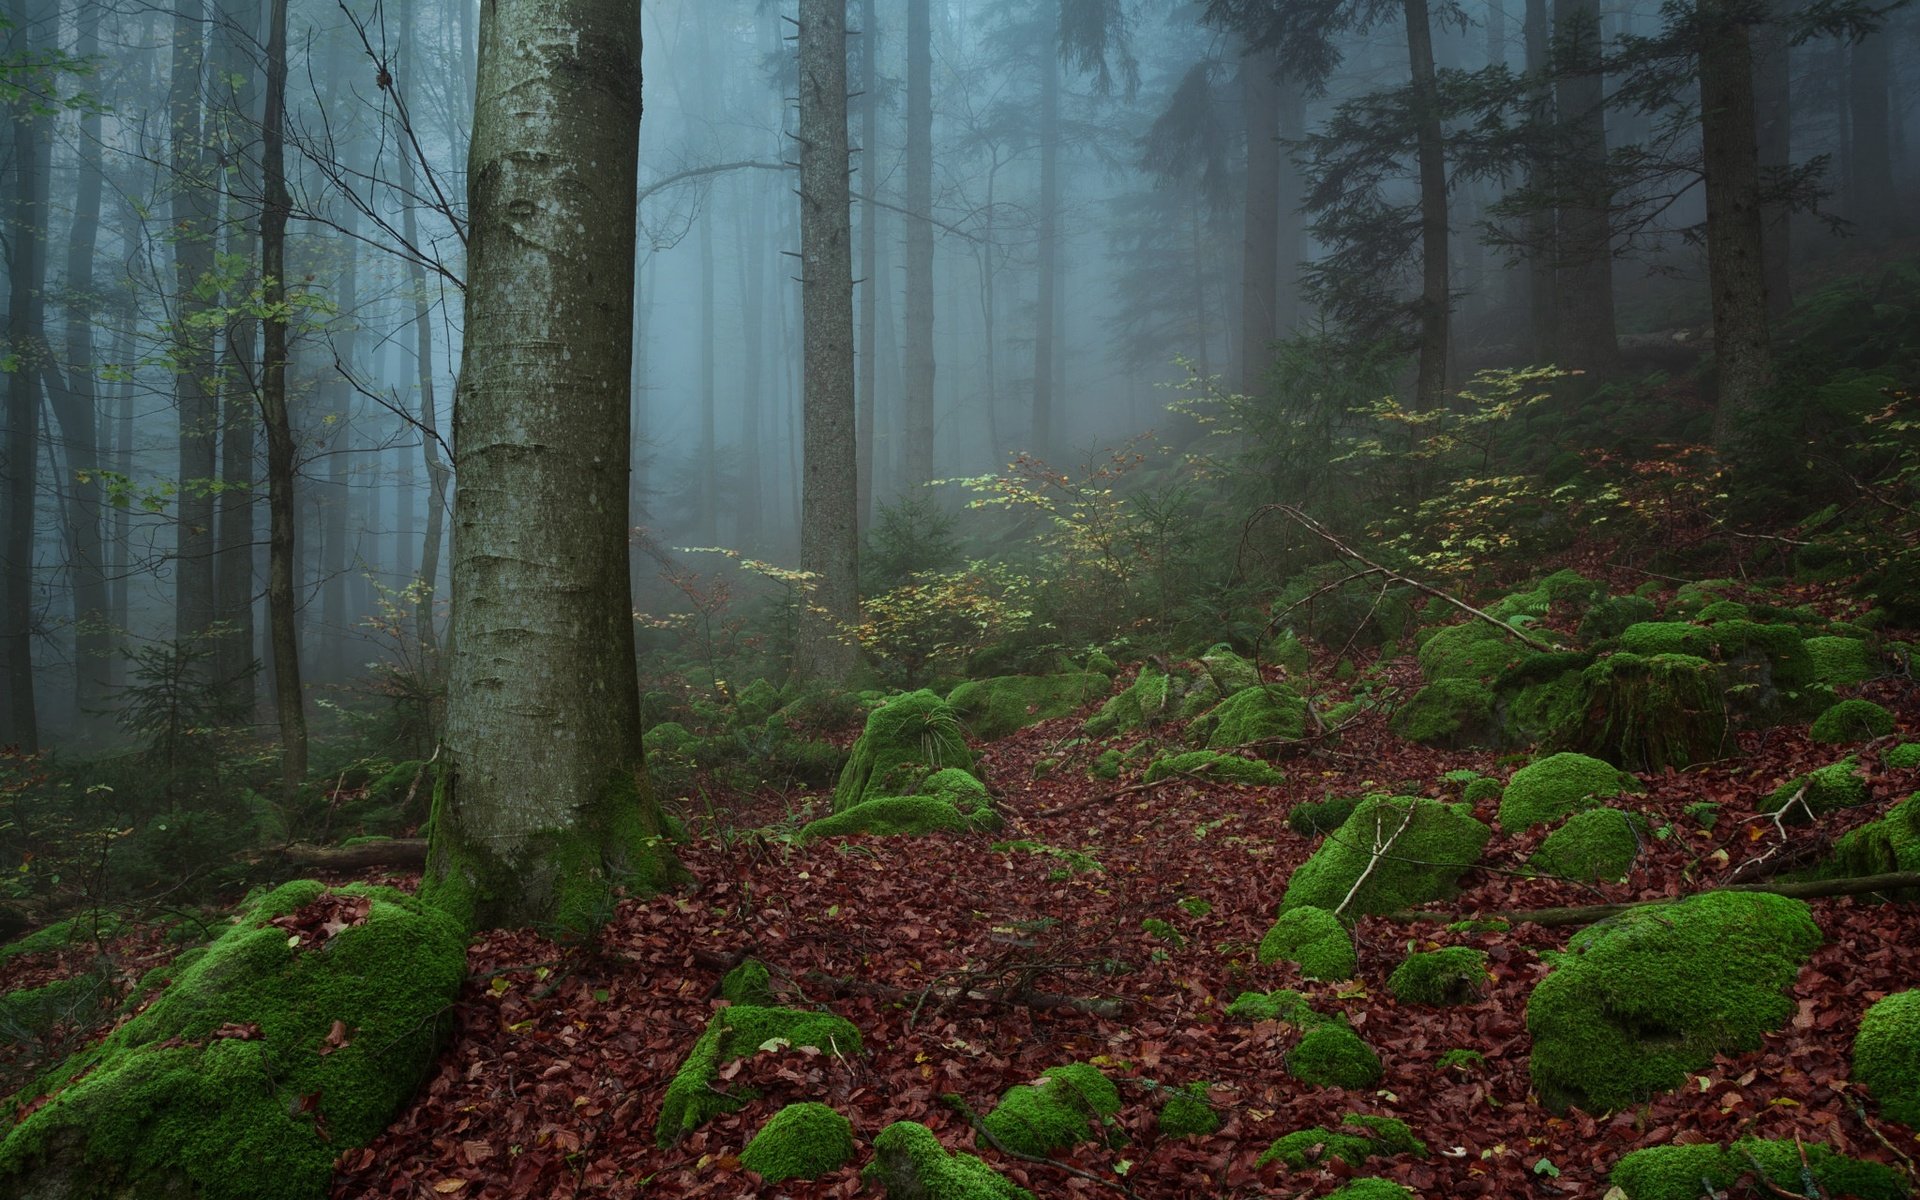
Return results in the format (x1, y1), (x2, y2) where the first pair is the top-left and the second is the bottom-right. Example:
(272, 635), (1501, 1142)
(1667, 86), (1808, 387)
(1847, 29), (1894, 235)
(795, 0), (861, 685)
(1276, 80), (1306, 334)
(397, 109), (447, 666)
(424, 0), (680, 933)
(260, 0), (306, 789)
(697, 188), (718, 541)
(1752, 9), (1791, 317)
(214, 0), (260, 703)
(857, 0), (879, 525)
(1550, 0), (1620, 377)
(108, 303), (137, 681)
(1523, 0), (1559, 362)
(1033, 2), (1061, 456)
(171, 0), (219, 646)
(1241, 49), (1281, 394)
(1403, 0), (1451, 407)
(736, 168), (768, 548)
(1699, 0), (1775, 445)
(903, 0), (936, 484)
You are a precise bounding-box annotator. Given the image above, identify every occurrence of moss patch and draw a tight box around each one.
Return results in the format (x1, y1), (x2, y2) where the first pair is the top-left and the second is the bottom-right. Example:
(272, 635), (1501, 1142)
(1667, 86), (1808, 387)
(1191, 683), (1308, 750)
(867, 1121), (1035, 1200)
(1527, 890), (1821, 1113)
(796, 794), (1000, 843)
(655, 1005), (863, 1146)
(1762, 757), (1869, 819)
(1559, 653), (1727, 772)
(1885, 742), (1920, 770)
(720, 958), (776, 1006)
(0, 882), (466, 1200)
(978, 1063), (1120, 1156)
(1826, 792), (1920, 877)
(1387, 947), (1489, 1005)
(1288, 794), (1362, 837)
(1805, 635), (1875, 685)
(1529, 808), (1645, 882)
(1257, 905), (1357, 980)
(1498, 752), (1640, 834)
(1810, 698), (1895, 744)
(1224, 988), (1318, 1024)
(1082, 663), (1189, 736)
(1144, 750), (1284, 787)
(740, 1101), (854, 1184)
(1279, 797), (1490, 917)
(1391, 678), (1497, 749)
(1257, 1113), (1426, 1169)
(947, 673), (1109, 740)
(1418, 620), (1537, 682)
(1324, 1180), (1416, 1200)
(1155, 1081), (1220, 1138)
(1286, 1021), (1383, 1090)
(833, 690), (975, 812)
(1610, 1139), (1906, 1200)
(1853, 989), (1920, 1128)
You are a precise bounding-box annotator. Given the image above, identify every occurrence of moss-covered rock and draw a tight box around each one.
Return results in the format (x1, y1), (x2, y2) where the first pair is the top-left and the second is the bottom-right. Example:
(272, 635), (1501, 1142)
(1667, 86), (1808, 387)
(0, 882), (465, 1200)
(1805, 635), (1875, 686)
(1762, 757), (1869, 819)
(1527, 891), (1821, 1113)
(1610, 1139), (1907, 1200)
(977, 1063), (1119, 1156)
(1557, 652), (1727, 771)
(1199, 644), (1262, 694)
(1144, 750), (1284, 787)
(0, 973), (107, 1039)
(739, 1101), (854, 1183)
(867, 1121), (1035, 1200)
(796, 794), (1000, 843)
(1257, 905), (1357, 980)
(1498, 752), (1640, 834)
(1418, 620), (1538, 682)
(1224, 988), (1317, 1023)
(1886, 742), (1920, 770)
(1826, 791), (1920, 877)
(1323, 1180), (1416, 1200)
(1810, 698), (1896, 744)
(1853, 989), (1920, 1128)
(833, 690), (975, 812)
(1579, 594), (1658, 642)
(919, 767), (993, 814)
(720, 958), (776, 1006)
(1387, 947), (1489, 1005)
(1529, 808), (1645, 882)
(1191, 683), (1308, 750)
(1257, 1113), (1426, 1169)
(1288, 794), (1362, 837)
(1286, 1021), (1383, 1090)
(1280, 797), (1490, 917)
(1082, 663), (1184, 736)
(947, 674), (1109, 741)
(1392, 678), (1498, 748)
(1154, 1082), (1220, 1139)
(655, 1004), (863, 1146)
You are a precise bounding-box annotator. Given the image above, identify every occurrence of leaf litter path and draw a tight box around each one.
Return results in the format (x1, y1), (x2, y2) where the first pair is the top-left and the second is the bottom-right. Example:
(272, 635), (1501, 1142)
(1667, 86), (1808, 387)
(336, 680), (1920, 1199)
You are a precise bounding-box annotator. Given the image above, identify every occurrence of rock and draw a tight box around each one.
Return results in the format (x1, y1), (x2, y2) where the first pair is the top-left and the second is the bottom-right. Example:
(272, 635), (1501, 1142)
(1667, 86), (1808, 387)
(866, 1121), (1034, 1200)
(1497, 752), (1641, 834)
(1610, 1139), (1905, 1200)
(1386, 947), (1489, 1005)
(946, 673), (1109, 740)
(1280, 796), (1490, 917)
(1154, 1082), (1220, 1139)
(1257, 1113), (1425, 1169)
(833, 690), (975, 811)
(655, 1005), (863, 1146)
(978, 1063), (1119, 1157)
(1528, 808), (1646, 882)
(1810, 698), (1895, 744)
(739, 1102), (854, 1184)
(1257, 905), (1357, 981)
(1853, 989), (1920, 1128)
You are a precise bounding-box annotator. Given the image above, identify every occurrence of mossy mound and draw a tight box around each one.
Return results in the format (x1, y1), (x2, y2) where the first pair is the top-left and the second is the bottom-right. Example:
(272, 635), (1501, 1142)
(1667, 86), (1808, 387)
(1886, 742), (1920, 770)
(1286, 1021), (1383, 1090)
(1256, 905), (1357, 981)
(1557, 652), (1726, 771)
(1491, 569), (1603, 620)
(1391, 678), (1498, 749)
(1826, 792), (1920, 877)
(1580, 594), (1658, 642)
(1154, 1082), (1221, 1139)
(720, 958), (776, 1006)
(1279, 797), (1490, 917)
(947, 673), (1109, 740)
(1418, 620), (1538, 682)
(655, 1004), (863, 1146)
(739, 1101), (854, 1183)
(0, 914), (124, 962)
(977, 1063), (1119, 1156)
(1224, 988), (1318, 1023)
(796, 794), (1001, 843)
(1527, 890), (1821, 1113)
(1529, 808), (1645, 882)
(1498, 752), (1640, 834)
(1144, 750), (1284, 787)
(867, 1121), (1035, 1200)
(1805, 634), (1876, 685)
(1082, 663), (1202, 736)
(1257, 1113), (1426, 1169)
(1199, 644), (1262, 694)
(919, 768), (993, 814)
(1191, 683), (1308, 750)
(1810, 698), (1896, 744)
(1762, 757), (1869, 819)
(1610, 1139), (1907, 1200)
(0, 882), (466, 1200)
(0, 973), (107, 1040)
(1619, 619), (1814, 688)
(1323, 1180), (1416, 1200)
(833, 690), (975, 812)
(1854, 989), (1920, 1127)
(1387, 947), (1489, 1005)
(1288, 794), (1362, 836)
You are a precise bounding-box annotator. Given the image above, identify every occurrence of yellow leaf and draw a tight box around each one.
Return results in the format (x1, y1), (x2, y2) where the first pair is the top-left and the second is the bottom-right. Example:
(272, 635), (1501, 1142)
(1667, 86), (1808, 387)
(433, 1181), (468, 1194)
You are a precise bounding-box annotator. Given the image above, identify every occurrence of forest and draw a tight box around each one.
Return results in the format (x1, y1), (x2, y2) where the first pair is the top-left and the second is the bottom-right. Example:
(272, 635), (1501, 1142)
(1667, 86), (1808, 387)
(0, 0), (1918, 1197)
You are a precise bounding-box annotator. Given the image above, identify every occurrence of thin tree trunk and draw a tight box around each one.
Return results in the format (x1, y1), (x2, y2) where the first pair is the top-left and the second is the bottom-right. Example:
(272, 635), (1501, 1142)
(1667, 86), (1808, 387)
(857, 0), (879, 525)
(1033, 3), (1061, 457)
(396, 78), (448, 667)
(1550, 0), (1620, 377)
(903, 0), (935, 484)
(1700, 0), (1775, 446)
(171, 0), (219, 646)
(698, 185), (718, 541)
(1523, 0), (1559, 362)
(736, 161), (768, 548)
(1403, 0), (1452, 408)
(1240, 49), (1281, 394)
(214, 0), (260, 703)
(1752, 9), (1791, 317)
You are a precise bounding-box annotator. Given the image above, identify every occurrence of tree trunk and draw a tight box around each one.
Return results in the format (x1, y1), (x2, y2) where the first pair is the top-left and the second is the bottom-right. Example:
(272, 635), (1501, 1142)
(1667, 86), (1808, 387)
(903, 0), (936, 485)
(795, 0), (862, 685)
(1033, 4), (1061, 457)
(1522, 0), (1558, 362)
(1403, 0), (1452, 408)
(1240, 49), (1281, 395)
(424, 0), (681, 933)
(399, 150), (447, 667)
(857, 0), (879, 525)
(214, 0), (261, 704)
(1550, 0), (1620, 377)
(260, 0), (307, 790)
(1699, 0), (1775, 446)
(1752, 9), (1791, 318)
(1847, 29), (1894, 236)
(171, 0), (219, 647)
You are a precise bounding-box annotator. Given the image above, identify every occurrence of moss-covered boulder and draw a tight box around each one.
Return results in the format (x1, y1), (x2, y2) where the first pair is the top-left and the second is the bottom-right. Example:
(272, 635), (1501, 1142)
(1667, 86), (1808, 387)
(1887, 742), (1920, 770)
(1762, 756), (1869, 819)
(1323, 1180), (1416, 1200)
(1387, 947), (1489, 1005)
(1199, 644), (1262, 694)
(1191, 683), (1308, 750)
(0, 973), (107, 1040)
(1810, 698), (1895, 744)
(1257, 1113), (1426, 1169)
(1854, 989), (1920, 1128)
(978, 1063), (1119, 1156)
(0, 882), (465, 1200)
(1610, 1139), (1907, 1200)
(655, 1004), (863, 1145)
(1529, 808), (1645, 882)
(1579, 593), (1658, 642)
(1805, 635), (1876, 686)
(720, 958), (776, 1006)
(1527, 891), (1821, 1113)
(947, 673), (1109, 741)
(867, 1121), (1035, 1200)
(1418, 620), (1539, 682)
(1224, 988), (1318, 1023)
(1826, 791), (1920, 877)
(1256, 905), (1357, 980)
(1144, 749), (1284, 787)
(1154, 1082), (1221, 1139)
(834, 690), (974, 812)
(1288, 794), (1363, 837)
(1280, 797), (1490, 917)
(1498, 752), (1640, 834)
(739, 1101), (854, 1183)
(1082, 663), (1193, 736)
(796, 793), (1001, 843)
(1555, 652), (1727, 771)
(1286, 1021), (1383, 1090)
(1391, 678), (1498, 749)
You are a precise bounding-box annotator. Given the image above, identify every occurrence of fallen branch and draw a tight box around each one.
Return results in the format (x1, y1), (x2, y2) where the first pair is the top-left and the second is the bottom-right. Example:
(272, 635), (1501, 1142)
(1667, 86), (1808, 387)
(1334, 801), (1420, 920)
(1386, 872), (1920, 928)
(805, 970), (1123, 1019)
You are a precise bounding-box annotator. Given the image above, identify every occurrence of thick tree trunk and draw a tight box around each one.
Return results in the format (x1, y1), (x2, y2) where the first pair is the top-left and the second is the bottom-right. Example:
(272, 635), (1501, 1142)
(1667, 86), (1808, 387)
(1240, 49), (1281, 395)
(1033, 5), (1061, 458)
(214, 0), (261, 704)
(795, 0), (862, 685)
(857, 0), (879, 525)
(903, 0), (936, 484)
(171, 0), (219, 647)
(1522, 0), (1558, 362)
(1550, 0), (1620, 377)
(424, 0), (680, 933)
(1403, 0), (1451, 408)
(1699, 2), (1775, 446)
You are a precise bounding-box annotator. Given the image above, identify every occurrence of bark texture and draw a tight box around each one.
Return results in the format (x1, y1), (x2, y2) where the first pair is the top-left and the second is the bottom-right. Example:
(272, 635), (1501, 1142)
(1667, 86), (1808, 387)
(1240, 49), (1281, 394)
(171, 0), (218, 644)
(1699, 1), (1775, 445)
(903, 0), (936, 484)
(1403, 0), (1451, 409)
(1550, 0), (1619, 377)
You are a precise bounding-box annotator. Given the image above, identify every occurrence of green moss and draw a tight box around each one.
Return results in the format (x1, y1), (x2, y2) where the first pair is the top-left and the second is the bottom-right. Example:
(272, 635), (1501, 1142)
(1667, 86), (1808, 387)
(1886, 742), (1920, 770)
(1436, 1048), (1485, 1071)
(655, 1004), (863, 1146)
(1579, 594), (1659, 643)
(1530, 808), (1646, 882)
(978, 1063), (1119, 1156)
(1279, 797), (1491, 917)
(833, 690), (975, 812)
(1260, 633), (1313, 677)
(721, 958), (776, 1006)
(0, 883), (466, 1200)
(1288, 794), (1362, 837)
(642, 721), (698, 758)
(919, 768), (993, 814)
(797, 794), (998, 843)
(1200, 644), (1262, 694)
(1805, 635), (1875, 685)
(1141, 918), (1184, 946)
(1257, 905), (1357, 981)
(1258, 1113), (1425, 1169)
(1083, 664), (1178, 736)
(867, 1121), (1035, 1200)
(947, 673), (1110, 740)
(1090, 749), (1124, 780)
(1695, 600), (1751, 623)
(739, 1101), (854, 1183)
(1324, 1180), (1416, 1200)
(1622, 620), (1814, 693)
(992, 838), (1103, 875)
(1498, 752), (1640, 834)
(1391, 678), (1497, 748)
(1527, 891), (1821, 1113)
(0, 973), (107, 1038)
(1762, 757), (1869, 819)
(1463, 777), (1504, 806)
(1144, 750), (1284, 787)
(1387, 947), (1489, 1005)
(1418, 621), (1538, 682)
(1286, 1021), (1383, 1090)
(1558, 653), (1727, 772)
(1192, 684), (1308, 750)
(1155, 1082), (1220, 1139)
(1810, 698), (1896, 744)
(1854, 989), (1920, 1127)
(733, 678), (783, 727)
(1611, 1139), (1907, 1200)
(1225, 988), (1317, 1023)
(1826, 792), (1920, 877)
(0, 914), (123, 963)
